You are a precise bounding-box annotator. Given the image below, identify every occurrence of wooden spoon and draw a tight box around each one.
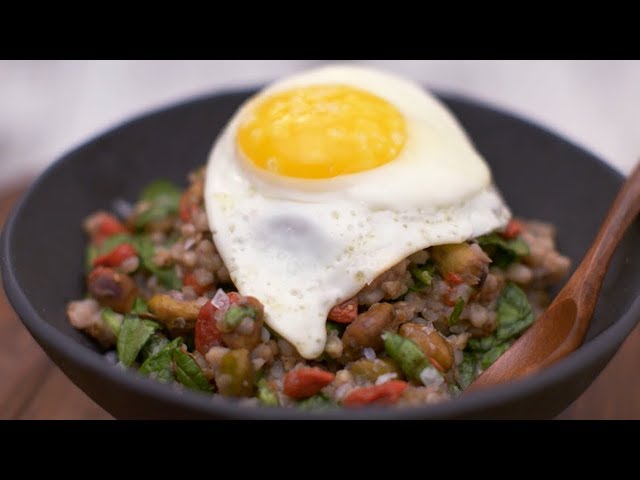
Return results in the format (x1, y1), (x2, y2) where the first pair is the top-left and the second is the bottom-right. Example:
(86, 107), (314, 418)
(466, 160), (640, 393)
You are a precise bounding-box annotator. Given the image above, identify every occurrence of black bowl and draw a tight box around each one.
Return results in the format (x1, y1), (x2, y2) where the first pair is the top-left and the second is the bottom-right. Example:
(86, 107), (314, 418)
(2, 89), (639, 419)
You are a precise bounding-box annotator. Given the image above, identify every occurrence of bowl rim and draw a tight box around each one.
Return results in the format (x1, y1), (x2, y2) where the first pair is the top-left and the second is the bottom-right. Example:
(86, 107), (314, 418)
(2, 87), (639, 419)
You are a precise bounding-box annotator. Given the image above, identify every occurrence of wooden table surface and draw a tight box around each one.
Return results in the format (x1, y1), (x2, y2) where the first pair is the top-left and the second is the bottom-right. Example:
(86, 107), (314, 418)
(1, 185), (639, 420)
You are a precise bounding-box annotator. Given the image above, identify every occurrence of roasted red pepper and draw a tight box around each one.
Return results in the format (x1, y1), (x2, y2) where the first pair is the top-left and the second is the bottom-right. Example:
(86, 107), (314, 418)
(93, 243), (137, 268)
(327, 297), (358, 324)
(88, 212), (129, 245)
(183, 272), (213, 296)
(343, 380), (408, 407)
(284, 368), (335, 399)
(195, 300), (223, 356)
(502, 219), (524, 240)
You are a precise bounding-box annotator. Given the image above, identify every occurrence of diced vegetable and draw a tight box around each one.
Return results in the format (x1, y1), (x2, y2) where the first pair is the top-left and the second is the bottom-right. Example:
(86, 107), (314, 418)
(220, 295), (265, 351)
(224, 305), (257, 330)
(283, 367), (335, 399)
(93, 243), (137, 269)
(502, 219), (524, 239)
(382, 332), (438, 383)
(343, 380), (408, 406)
(86, 212), (129, 245)
(101, 307), (123, 337)
(172, 347), (213, 392)
(444, 272), (464, 286)
(449, 297), (464, 326)
(195, 300), (223, 355)
(183, 272), (212, 296)
(297, 393), (336, 410)
(217, 348), (254, 397)
(327, 297), (358, 324)
(257, 378), (279, 406)
(117, 315), (156, 367)
(349, 358), (400, 382)
(476, 233), (530, 268)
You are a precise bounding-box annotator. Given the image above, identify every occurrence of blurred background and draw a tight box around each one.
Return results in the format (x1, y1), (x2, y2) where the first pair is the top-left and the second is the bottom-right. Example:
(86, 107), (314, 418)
(1, 60), (639, 190)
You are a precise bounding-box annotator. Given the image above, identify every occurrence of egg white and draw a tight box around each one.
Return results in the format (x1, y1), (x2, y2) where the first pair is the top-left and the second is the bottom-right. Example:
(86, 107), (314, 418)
(205, 65), (510, 358)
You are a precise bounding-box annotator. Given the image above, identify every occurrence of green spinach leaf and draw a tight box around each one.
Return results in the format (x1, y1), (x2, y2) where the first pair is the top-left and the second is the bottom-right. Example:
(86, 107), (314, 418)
(171, 348), (212, 392)
(117, 315), (156, 367)
(476, 233), (529, 268)
(139, 337), (181, 381)
(495, 282), (534, 341)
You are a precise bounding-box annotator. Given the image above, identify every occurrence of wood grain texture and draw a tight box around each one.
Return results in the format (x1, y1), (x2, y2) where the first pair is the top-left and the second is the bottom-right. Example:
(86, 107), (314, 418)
(0, 185), (638, 419)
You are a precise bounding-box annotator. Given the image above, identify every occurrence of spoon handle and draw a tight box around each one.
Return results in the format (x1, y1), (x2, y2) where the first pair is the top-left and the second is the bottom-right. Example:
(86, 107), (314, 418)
(566, 161), (640, 309)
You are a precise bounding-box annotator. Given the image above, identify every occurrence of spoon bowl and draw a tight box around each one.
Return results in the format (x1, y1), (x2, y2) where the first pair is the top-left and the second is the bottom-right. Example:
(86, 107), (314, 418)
(468, 161), (640, 393)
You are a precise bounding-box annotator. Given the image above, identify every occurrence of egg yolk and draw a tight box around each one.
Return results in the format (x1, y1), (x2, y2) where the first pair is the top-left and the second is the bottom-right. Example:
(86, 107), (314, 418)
(237, 85), (407, 179)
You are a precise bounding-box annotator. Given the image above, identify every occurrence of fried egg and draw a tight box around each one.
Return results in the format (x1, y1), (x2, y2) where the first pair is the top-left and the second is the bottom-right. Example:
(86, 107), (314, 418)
(205, 64), (510, 358)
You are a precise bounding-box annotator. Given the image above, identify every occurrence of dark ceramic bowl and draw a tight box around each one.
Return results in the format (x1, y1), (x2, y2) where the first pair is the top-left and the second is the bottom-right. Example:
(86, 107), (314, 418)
(2, 89), (639, 419)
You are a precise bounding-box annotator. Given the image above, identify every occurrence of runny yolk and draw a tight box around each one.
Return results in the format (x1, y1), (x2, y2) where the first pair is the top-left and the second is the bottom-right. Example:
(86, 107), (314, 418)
(236, 85), (407, 179)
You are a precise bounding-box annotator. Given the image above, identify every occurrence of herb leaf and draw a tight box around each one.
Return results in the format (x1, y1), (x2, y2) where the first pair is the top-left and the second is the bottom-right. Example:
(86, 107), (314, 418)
(383, 332), (435, 383)
(117, 315), (156, 367)
(225, 305), (257, 329)
(171, 348), (212, 392)
(467, 335), (499, 352)
(495, 282), (534, 341)
(409, 261), (436, 291)
(140, 333), (170, 362)
(131, 297), (149, 315)
(140, 179), (182, 204)
(480, 341), (513, 369)
(449, 297), (465, 326)
(476, 233), (529, 268)
(257, 378), (279, 406)
(132, 236), (182, 290)
(101, 308), (123, 337)
(86, 233), (134, 272)
(456, 352), (477, 390)
(171, 348), (211, 392)
(139, 337), (181, 381)
(297, 393), (336, 410)
(135, 180), (182, 229)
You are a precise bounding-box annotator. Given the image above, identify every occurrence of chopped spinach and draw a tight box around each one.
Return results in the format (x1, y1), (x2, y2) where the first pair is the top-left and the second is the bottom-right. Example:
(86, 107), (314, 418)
(449, 297), (465, 326)
(101, 308), (123, 337)
(117, 315), (156, 367)
(476, 233), (529, 268)
(172, 348), (212, 392)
